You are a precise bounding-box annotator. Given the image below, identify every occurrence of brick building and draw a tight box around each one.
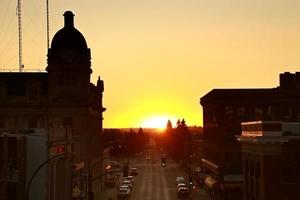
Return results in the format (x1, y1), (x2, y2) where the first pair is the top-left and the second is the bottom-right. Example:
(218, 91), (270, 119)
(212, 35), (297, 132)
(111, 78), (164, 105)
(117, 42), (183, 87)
(0, 11), (105, 200)
(199, 72), (300, 200)
(237, 121), (300, 200)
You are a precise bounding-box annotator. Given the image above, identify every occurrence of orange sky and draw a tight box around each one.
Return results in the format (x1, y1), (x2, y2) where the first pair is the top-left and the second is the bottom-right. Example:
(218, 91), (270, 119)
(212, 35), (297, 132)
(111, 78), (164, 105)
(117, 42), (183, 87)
(1, 0), (300, 128)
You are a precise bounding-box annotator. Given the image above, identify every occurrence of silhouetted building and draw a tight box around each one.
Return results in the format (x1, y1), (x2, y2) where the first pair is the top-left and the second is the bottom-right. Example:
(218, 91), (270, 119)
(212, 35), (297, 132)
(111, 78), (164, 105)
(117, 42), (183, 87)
(237, 121), (300, 200)
(0, 11), (105, 200)
(199, 72), (300, 200)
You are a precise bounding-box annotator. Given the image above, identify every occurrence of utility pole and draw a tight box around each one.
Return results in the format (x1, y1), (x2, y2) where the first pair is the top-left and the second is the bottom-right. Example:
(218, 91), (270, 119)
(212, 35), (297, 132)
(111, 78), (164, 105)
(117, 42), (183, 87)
(17, 0), (23, 72)
(46, 0), (50, 50)
(188, 132), (193, 200)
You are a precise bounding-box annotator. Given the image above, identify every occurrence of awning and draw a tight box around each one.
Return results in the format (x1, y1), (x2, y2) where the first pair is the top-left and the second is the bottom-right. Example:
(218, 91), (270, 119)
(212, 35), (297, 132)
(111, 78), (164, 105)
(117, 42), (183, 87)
(204, 176), (219, 190)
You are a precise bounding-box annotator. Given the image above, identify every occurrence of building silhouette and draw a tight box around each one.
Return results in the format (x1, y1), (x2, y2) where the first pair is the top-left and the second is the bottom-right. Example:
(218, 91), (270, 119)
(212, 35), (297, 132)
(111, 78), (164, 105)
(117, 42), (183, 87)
(200, 72), (300, 200)
(0, 11), (105, 200)
(237, 121), (300, 200)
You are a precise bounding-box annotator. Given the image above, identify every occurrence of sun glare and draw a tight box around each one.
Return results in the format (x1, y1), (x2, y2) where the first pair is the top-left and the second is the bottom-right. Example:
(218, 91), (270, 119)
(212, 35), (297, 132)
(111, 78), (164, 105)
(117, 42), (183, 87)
(141, 116), (177, 130)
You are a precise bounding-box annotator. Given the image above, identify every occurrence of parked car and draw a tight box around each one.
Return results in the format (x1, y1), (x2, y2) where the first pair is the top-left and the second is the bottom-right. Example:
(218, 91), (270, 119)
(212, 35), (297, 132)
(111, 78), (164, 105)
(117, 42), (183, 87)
(117, 188), (129, 199)
(176, 176), (185, 185)
(122, 180), (133, 189)
(177, 187), (189, 198)
(129, 167), (138, 176)
(177, 183), (186, 189)
(119, 185), (131, 194)
(125, 175), (135, 185)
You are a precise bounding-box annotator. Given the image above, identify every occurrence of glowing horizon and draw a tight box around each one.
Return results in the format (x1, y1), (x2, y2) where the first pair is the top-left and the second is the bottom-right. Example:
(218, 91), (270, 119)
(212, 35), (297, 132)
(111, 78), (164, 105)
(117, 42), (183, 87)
(140, 115), (178, 129)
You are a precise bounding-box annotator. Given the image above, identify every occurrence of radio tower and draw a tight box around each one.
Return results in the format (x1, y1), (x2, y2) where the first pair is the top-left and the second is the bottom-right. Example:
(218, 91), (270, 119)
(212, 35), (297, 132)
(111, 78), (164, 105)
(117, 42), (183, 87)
(46, 0), (50, 50)
(17, 0), (23, 72)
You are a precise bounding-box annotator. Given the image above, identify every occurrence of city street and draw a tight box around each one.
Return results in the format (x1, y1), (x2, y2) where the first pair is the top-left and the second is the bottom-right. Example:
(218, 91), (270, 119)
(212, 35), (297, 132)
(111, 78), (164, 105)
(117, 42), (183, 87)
(98, 139), (210, 200)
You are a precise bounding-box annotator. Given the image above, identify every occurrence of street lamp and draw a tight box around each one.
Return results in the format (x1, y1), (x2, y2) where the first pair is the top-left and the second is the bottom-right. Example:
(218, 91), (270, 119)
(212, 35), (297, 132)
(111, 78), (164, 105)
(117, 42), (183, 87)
(87, 156), (110, 200)
(25, 152), (72, 200)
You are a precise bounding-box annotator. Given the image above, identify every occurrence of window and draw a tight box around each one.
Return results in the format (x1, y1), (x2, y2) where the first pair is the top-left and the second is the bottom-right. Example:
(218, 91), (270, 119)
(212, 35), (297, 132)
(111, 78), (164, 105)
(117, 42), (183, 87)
(27, 81), (40, 102)
(58, 73), (77, 86)
(28, 117), (38, 128)
(266, 106), (272, 117)
(0, 83), (5, 98)
(244, 158), (249, 174)
(59, 74), (64, 86)
(255, 162), (261, 178)
(0, 117), (4, 128)
(284, 105), (293, 118)
(225, 106), (234, 115)
(236, 107), (245, 118)
(250, 161), (254, 176)
(63, 117), (73, 128)
(254, 107), (263, 119)
(7, 137), (17, 168)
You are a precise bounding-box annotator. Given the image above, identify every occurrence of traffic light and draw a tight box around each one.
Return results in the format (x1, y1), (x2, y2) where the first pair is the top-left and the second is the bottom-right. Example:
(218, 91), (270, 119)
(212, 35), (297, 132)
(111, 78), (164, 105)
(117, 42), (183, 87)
(123, 165), (129, 177)
(189, 176), (193, 187)
(161, 158), (166, 167)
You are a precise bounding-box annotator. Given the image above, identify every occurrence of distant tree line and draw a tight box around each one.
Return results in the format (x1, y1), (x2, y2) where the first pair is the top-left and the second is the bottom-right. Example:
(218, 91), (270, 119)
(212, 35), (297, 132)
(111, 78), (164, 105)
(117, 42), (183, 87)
(103, 128), (149, 157)
(158, 119), (203, 164)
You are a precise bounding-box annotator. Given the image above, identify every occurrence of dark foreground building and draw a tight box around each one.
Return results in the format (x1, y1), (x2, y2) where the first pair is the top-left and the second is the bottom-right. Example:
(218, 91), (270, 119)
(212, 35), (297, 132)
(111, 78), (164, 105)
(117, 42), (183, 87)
(200, 72), (300, 200)
(0, 11), (105, 200)
(237, 121), (300, 200)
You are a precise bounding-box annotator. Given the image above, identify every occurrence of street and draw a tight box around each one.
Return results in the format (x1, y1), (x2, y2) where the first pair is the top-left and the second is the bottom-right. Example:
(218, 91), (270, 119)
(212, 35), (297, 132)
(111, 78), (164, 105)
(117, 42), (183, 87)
(98, 139), (210, 200)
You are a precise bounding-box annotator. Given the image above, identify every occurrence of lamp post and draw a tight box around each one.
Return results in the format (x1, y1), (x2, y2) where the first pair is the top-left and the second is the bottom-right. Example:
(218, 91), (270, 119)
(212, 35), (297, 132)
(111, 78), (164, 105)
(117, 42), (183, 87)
(87, 156), (110, 200)
(188, 132), (193, 200)
(25, 152), (71, 200)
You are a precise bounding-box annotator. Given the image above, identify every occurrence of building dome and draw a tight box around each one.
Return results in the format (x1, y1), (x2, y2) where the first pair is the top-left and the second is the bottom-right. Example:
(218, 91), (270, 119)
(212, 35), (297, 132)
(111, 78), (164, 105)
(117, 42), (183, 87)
(50, 11), (87, 51)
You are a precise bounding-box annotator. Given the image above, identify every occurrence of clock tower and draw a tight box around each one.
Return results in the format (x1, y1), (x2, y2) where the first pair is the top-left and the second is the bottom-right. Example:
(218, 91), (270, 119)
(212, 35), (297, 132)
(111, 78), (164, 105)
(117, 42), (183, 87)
(47, 11), (92, 103)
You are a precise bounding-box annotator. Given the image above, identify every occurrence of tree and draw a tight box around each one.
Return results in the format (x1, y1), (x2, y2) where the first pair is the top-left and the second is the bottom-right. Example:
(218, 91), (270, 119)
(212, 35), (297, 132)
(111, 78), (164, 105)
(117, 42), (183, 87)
(166, 120), (173, 130)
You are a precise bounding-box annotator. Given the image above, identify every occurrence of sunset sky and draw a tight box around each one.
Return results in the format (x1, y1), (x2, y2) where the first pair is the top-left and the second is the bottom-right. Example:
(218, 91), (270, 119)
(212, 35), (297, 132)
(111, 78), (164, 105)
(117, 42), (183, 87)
(1, 0), (300, 128)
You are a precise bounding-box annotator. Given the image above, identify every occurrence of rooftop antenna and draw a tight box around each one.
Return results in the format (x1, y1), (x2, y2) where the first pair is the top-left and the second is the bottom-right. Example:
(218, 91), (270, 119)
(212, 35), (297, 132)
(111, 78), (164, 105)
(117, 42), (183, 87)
(46, 0), (50, 50)
(17, 0), (23, 72)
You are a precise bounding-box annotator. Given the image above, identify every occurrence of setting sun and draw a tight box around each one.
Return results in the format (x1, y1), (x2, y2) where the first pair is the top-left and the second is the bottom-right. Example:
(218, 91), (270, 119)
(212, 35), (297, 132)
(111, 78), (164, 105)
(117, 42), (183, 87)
(141, 116), (177, 129)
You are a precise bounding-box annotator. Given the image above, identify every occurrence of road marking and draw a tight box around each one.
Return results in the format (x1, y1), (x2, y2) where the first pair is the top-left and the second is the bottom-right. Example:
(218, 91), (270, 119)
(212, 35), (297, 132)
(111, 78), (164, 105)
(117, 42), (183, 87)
(161, 166), (170, 200)
(155, 165), (160, 200)
(146, 160), (153, 200)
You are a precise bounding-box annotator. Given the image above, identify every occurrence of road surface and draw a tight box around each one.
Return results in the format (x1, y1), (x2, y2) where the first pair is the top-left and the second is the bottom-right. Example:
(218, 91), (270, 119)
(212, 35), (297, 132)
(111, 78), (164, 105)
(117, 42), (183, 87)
(99, 138), (210, 200)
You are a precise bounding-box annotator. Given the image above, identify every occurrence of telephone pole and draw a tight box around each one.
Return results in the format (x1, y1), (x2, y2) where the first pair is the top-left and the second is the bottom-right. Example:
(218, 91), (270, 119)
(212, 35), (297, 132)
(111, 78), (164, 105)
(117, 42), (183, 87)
(17, 0), (23, 72)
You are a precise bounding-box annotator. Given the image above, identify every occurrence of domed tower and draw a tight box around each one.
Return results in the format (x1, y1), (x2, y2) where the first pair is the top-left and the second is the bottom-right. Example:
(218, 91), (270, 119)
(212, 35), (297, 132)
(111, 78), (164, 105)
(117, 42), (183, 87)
(47, 11), (92, 102)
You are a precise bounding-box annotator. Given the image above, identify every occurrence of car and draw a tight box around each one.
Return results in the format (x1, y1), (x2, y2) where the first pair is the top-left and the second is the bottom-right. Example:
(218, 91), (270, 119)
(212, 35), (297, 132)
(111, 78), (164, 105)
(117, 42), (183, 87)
(125, 175), (134, 184)
(177, 183), (186, 189)
(177, 187), (189, 198)
(122, 180), (132, 189)
(176, 176), (185, 184)
(117, 188), (129, 199)
(129, 168), (138, 176)
(119, 185), (131, 194)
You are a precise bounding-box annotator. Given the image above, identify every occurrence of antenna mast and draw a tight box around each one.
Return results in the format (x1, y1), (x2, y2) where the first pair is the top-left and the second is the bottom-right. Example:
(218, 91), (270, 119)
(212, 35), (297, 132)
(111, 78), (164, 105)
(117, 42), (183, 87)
(17, 0), (23, 72)
(46, 0), (49, 50)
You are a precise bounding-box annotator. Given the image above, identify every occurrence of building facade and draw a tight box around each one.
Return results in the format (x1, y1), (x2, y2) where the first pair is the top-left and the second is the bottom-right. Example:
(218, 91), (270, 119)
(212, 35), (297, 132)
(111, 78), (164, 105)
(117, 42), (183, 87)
(0, 11), (105, 200)
(237, 121), (300, 200)
(199, 72), (300, 200)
